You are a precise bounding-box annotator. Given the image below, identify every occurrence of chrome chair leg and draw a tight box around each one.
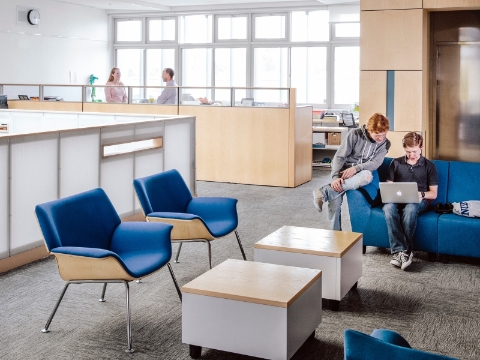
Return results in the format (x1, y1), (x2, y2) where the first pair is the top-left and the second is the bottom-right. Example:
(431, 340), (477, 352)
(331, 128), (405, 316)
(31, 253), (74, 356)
(167, 263), (182, 302)
(135, 279), (142, 284)
(235, 230), (247, 260)
(99, 283), (107, 302)
(42, 282), (71, 333)
(206, 240), (212, 269)
(174, 242), (183, 263)
(123, 281), (134, 353)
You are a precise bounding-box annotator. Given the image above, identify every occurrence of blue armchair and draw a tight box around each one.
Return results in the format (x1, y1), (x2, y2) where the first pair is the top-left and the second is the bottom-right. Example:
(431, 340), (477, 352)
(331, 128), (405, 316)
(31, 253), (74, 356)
(344, 329), (456, 359)
(35, 188), (181, 353)
(133, 169), (247, 268)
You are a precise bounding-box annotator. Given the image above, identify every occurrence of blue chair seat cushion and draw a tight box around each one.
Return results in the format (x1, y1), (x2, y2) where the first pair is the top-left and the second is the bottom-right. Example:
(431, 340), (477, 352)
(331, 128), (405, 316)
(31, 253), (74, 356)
(51, 222), (173, 278)
(147, 212), (201, 221)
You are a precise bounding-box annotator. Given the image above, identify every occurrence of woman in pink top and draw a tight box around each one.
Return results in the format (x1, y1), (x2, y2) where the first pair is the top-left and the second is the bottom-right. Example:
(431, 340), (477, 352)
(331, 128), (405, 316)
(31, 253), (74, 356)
(105, 67), (127, 103)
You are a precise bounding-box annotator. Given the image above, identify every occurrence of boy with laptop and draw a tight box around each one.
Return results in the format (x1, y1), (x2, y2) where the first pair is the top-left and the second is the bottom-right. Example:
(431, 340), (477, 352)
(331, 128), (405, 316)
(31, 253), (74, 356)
(383, 132), (438, 270)
(313, 113), (390, 230)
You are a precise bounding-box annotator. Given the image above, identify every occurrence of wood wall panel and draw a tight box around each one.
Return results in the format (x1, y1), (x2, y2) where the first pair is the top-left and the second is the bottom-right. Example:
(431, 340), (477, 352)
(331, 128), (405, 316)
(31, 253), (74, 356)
(361, 0), (422, 11)
(7, 101), (82, 112)
(394, 71), (423, 132)
(385, 131), (412, 158)
(361, 9), (424, 70)
(359, 71), (386, 125)
(423, 0), (480, 10)
(179, 106), (291, 187)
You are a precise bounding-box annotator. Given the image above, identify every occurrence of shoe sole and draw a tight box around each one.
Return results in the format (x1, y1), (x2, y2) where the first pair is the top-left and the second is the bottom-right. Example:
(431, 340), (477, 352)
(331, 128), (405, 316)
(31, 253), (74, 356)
(390, 260), (401, 267)
(312, 190), (323, 212)
(401, 256), (413, 270)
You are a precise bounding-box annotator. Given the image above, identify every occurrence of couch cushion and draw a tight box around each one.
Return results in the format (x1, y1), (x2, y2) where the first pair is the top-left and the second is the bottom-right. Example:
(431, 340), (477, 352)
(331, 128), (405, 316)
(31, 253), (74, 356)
(438, 213), (480, 258)
(447, 161), (480, 203)
(431, 160), (449, 206)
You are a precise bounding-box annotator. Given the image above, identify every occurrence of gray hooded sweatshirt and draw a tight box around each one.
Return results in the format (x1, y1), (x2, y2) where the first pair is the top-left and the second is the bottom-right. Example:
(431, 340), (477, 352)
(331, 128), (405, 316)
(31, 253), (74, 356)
(330, 124), (390, 180)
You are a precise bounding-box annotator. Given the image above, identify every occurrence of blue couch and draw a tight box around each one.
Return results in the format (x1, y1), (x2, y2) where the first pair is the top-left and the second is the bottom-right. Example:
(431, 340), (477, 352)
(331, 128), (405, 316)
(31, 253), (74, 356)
(344, 329), (456, 359)
(346, 158), (480, 260)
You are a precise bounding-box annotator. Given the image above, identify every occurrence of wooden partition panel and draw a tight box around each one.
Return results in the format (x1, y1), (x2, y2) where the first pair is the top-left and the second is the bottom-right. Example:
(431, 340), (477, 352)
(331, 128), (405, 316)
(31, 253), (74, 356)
(294, 106), (313, 187)
(359, 71), (387, 125)
(180, 106), (291, 187)
(423, 0), (480, 10)
(361, 0), (422, 10)
(83, 103), (178, 115)
(361, 9), (424, 70)
(7, 100), (83, 112)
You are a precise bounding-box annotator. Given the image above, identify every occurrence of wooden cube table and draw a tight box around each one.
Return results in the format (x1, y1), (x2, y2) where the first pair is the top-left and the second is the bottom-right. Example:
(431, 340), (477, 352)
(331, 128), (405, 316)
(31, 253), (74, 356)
(254, 226), (362, 311)
(182, 259), (322, 360)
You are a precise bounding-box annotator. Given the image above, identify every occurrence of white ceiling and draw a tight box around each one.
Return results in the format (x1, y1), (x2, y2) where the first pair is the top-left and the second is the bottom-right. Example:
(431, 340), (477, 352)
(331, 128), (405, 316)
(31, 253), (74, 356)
(51, 0), (359, 12)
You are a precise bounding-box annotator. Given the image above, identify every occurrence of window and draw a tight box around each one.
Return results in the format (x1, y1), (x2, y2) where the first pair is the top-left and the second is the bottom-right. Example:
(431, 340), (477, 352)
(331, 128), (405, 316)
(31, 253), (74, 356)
(333, 46), (359, 106)
(182, 48), (213, 98)
(253, 15), (286, 40)
(214, 48), (246, 87)
(148, 18), (176, 42)
(334, 22), (360, 39)
(116, 49), (144, 100)
(217, 16), (247, 40)
(116, 20), (143, 42)
(254, 48), (288, 102)
(180, 15), (213, 44)
(291, 47), (327, 105)
(146, 49), (176, 99)
(291, 10), (329, 42)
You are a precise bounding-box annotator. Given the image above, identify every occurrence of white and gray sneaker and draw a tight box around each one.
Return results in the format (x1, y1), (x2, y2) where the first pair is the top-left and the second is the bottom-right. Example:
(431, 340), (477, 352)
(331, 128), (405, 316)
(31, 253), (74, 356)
(400, 251), (413, 270)
(390, 252), (402, 267)
(312, 189), (324, 212)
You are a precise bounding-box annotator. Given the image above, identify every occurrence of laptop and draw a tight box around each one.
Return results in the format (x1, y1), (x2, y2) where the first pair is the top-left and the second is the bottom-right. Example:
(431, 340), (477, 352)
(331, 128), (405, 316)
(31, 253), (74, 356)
(379, 182), (420, 204)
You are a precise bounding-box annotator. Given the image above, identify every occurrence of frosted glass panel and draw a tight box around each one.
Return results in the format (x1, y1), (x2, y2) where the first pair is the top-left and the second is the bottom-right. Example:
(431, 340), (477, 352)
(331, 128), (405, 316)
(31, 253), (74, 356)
(60, 130), (100, 198)
(10, 112), (43, 134)
(10, 134), (58, 254)
(79, 114), (115, 127)
(43, 86), (83, 102)
(43, 112), (79, 131)
(0, 140), (8, 258)
(164, 119), (195, 193)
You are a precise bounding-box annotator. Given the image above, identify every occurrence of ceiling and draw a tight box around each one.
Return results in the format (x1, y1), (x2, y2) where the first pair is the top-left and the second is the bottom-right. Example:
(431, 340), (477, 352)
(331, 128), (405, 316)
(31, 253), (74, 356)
(51, 0), (359, 12)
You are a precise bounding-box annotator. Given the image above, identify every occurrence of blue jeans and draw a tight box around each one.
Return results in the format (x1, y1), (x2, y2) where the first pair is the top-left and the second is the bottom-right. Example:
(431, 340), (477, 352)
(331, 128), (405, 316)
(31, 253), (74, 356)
(382, 201), (429, 253)
(320, 170), (373, 231)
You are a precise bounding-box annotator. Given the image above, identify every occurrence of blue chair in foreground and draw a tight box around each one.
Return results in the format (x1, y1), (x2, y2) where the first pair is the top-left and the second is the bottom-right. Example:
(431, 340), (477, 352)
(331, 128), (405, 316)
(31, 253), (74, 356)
(344, 329), (456, 360)
(133, 169), (247, 269)
(35, 188), (182, 353)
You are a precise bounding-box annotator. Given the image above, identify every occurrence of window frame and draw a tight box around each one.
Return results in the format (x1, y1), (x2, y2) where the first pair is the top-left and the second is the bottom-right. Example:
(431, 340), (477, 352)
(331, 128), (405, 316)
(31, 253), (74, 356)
(331, 21), (360, 41)
(252, 13), (289, 42)
(214, 14), (250, 43)
(146, 17), (178, 44)
(114, 18), (145, 44)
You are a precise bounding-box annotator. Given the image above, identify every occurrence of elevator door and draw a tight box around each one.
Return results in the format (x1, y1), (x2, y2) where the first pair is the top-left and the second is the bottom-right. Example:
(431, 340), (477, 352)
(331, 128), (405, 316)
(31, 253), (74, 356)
(436, 44), (480, 161)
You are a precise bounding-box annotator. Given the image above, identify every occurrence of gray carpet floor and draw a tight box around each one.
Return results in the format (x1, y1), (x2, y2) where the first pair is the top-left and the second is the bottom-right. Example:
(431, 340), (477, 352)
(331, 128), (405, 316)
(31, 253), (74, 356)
(1, 168), (479, 360)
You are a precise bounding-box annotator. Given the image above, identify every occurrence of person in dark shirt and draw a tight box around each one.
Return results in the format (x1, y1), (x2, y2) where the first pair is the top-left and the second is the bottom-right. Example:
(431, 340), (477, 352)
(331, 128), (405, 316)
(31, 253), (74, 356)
(383, 132), (438, 270)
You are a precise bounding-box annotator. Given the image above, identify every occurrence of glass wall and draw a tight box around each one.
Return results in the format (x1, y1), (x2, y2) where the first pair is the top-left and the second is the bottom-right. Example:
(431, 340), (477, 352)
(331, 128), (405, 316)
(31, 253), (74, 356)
(113, 8), (359, 108)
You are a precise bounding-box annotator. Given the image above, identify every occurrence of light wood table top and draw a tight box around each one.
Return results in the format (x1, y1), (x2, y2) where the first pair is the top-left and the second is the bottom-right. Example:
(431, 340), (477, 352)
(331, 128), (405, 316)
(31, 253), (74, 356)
(182, 259), (321, 308)
(254, 226), (363, 258)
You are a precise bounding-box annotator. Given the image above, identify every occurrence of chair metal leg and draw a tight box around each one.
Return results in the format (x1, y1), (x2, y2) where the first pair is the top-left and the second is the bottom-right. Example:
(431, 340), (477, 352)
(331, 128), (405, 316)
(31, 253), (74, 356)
(174, 242), (183, 263)
(235, 230), (247, 260)
(99, 283), (107, 302)
(135, 279), (142, 283)
(123, 281), (134, 353)
(167, 263), (182, 302)
(42, 283), (71, 333)
(207, 240), (212, 269)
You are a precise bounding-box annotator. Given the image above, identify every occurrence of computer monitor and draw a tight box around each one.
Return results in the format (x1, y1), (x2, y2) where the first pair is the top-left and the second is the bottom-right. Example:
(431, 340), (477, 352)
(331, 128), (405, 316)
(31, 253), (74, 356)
(341, 112), (356, 128)
(0, 95), (7, 109)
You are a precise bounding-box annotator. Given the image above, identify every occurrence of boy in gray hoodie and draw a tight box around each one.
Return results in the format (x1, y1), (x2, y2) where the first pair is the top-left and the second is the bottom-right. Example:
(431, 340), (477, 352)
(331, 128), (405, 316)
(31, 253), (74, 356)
(313, 113), (390, 230)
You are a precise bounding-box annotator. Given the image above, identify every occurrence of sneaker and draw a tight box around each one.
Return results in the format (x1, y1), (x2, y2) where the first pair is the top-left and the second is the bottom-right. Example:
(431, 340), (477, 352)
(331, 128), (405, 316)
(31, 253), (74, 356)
(390, 252), (402, 267)
(400, 251), (413, 270)
(312, 189), (324, 212)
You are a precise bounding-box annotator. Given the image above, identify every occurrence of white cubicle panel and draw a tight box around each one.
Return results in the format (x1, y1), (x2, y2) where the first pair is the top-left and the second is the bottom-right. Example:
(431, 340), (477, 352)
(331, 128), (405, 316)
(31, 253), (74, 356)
(60, 129), (101, 198)
(0, 110), (196, 260)
(0, 139), (8, 259)
(10, 133), (59, 255)
(164, 118), (196, 193)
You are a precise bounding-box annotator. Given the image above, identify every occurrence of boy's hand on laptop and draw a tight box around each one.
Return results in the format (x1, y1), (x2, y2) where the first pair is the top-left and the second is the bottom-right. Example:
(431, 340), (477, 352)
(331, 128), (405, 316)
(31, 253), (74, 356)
(331, 178), (344, 192)
(341, 167), (357, 179)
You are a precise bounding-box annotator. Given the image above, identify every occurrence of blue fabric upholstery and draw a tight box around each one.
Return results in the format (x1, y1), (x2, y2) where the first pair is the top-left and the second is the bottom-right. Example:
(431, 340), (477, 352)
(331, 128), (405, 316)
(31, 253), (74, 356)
(35, 188), (173, 278)
(133, 169), (193, 214)
(346, 159), (451, 255)
(134, 170), (239, 238)
(344, 329), (456, 360)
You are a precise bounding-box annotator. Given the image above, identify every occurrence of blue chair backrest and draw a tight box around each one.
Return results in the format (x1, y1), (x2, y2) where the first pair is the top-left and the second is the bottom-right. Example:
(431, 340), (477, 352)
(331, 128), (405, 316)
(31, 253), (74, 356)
(35, 188), (121, 251)
(431, 160), (449, 206)
(377, 157), (393, 182)
(133, 169), (193, 214)
(447, 161), (480, 203)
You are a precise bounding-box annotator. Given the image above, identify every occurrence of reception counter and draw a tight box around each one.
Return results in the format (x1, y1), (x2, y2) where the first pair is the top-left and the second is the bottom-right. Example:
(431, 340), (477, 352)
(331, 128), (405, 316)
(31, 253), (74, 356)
(0, 109), (195, 265)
